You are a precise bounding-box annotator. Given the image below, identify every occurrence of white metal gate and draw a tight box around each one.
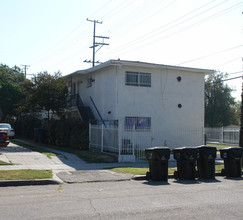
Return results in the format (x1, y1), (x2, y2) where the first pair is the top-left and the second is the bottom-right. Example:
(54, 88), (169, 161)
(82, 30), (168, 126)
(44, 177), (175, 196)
(89, 124), (153, 161)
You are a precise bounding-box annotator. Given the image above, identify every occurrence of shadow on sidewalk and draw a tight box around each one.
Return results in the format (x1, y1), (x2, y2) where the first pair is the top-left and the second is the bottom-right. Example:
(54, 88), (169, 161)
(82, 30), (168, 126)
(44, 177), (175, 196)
(143, 181), (170, 186)
(0, 145), (32, 153)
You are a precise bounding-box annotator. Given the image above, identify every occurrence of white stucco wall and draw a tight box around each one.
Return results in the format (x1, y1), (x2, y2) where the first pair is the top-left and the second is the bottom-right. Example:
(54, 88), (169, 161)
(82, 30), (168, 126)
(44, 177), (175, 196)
(116, 65), (204, 126)
(115, 64), (205, 147)
(73, 66), (117, 122)
(69, 60), (210, 148)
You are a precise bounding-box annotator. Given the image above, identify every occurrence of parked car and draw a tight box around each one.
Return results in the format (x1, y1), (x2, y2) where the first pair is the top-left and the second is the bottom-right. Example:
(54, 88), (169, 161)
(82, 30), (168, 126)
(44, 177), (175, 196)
(0, 123), (15, 138)
(0, 131), (9, 147)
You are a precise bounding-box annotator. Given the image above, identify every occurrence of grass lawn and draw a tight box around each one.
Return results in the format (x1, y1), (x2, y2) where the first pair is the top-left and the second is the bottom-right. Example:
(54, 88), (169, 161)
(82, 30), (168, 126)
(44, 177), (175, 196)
(108, 167), (176, 175)
(73, 150), (117, 163)
(206, 143), (238, 151)
(0, 169), (52, 180)
(108, 164), (228, 176)
(0, 160), (13, 165)
(11, 139), (117, 163)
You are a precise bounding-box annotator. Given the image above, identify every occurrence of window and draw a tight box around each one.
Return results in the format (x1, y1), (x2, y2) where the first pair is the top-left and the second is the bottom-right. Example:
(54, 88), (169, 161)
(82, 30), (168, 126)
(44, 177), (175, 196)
(139, 73), (151, 87)
(126, 72), (138, 86)
(125, 72), (151, 87)
(125, 117), (151, 130)
(87, 78), (92, 87)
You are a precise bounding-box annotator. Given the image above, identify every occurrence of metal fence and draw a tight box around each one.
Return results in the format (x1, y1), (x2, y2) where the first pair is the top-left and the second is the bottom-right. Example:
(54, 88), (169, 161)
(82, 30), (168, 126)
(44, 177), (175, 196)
(89, 124), (205, 161)
(89, 124), (119, 154)
(205, 127), (239, 145)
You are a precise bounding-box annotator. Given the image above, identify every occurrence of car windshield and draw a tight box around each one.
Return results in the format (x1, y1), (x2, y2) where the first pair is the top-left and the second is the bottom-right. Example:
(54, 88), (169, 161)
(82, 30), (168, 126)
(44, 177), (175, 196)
(0, 124), (11, 129)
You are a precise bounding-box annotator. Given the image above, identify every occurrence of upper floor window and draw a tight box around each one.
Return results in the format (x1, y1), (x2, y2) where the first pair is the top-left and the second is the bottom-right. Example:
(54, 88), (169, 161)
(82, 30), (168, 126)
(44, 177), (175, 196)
(87, 78), (94, 87)
(125, 71), (151, 87)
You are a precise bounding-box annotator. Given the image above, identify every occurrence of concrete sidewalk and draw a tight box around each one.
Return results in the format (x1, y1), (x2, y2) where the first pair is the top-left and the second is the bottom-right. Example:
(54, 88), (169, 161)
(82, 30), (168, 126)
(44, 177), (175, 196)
(0, 139), (224, 186)
(0, 140), (138, 185)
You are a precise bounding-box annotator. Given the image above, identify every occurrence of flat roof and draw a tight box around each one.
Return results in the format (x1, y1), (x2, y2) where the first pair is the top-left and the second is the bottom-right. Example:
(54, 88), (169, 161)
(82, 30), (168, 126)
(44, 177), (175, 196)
(66, 59), (214, 77)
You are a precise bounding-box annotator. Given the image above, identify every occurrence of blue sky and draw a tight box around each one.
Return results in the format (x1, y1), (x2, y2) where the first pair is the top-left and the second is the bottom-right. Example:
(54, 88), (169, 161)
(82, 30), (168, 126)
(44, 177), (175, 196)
(0, 0), (242, 100)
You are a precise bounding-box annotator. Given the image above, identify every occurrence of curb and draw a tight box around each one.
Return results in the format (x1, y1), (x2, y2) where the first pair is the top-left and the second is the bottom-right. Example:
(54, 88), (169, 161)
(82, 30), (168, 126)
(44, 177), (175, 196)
(62, 178), (132, 184)
(0, 179), (62, 187)
(132, 172), (228, 181)
(132, 174), (175, 181)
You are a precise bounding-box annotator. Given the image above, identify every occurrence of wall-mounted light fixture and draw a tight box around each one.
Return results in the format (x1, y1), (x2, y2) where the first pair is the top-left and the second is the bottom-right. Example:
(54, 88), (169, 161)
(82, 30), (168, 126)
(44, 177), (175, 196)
(178, 104), (182, 108)
(177, 76), (182, 82)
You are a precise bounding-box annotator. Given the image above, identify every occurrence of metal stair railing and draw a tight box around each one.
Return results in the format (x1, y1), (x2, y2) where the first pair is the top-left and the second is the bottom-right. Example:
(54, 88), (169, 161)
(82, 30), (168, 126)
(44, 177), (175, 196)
(67, 94), (96, 123)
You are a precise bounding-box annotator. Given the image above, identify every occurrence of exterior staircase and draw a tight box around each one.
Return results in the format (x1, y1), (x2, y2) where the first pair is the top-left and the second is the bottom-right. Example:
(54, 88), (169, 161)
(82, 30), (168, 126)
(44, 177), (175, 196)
(67, 94), (96, 124)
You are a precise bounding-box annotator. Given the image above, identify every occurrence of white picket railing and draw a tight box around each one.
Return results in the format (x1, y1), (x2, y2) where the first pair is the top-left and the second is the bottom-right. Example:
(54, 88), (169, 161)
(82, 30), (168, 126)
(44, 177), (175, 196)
(205, 127), (239, 145)
(89, 124), (206, 161)
(89, 124), (119, 154)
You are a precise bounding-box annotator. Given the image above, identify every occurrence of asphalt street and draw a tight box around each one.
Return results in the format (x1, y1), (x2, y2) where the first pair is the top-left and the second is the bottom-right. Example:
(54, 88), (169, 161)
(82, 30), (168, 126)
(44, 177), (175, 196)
(0, 140), (242, 219)
(0, 177), (243, 219)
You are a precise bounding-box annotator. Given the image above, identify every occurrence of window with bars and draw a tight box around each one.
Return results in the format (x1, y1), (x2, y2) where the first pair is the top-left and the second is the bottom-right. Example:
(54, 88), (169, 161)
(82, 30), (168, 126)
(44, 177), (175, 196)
(125, 71), (151, 87)
(125, 117), (151, 130)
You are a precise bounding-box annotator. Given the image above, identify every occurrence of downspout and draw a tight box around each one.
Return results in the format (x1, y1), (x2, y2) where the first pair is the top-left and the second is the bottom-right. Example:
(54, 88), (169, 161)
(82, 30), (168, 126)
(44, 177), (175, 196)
(115, 64), (122, 125)
(115, 65), (119, 122)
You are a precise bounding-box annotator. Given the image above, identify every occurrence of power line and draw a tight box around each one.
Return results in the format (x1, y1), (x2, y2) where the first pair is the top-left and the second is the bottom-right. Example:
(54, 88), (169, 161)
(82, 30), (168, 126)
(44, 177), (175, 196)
(107, 0), (176, 42)
(222, 76), (242, 82)
(213, 56), (242, 69)
(109, 0), (229, 55)
(99, 0), (132, 21)
(227, 71), (243, 76)
(110, 1), (242, 58)
(25, 1), (113, 65)
(177, 45), (243, 65)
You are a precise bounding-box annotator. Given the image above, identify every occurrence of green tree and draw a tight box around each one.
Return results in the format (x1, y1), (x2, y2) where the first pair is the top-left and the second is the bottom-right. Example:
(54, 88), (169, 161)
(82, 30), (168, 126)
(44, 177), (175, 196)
(205, 72), (239, 127)
(34, 71), (68, 121)
(17, 80), (36, 114)
(0, 64), (25, 84)
(0, 81), (23, 121)
(0, 64), (25, 121)
(19, 71), (68, 121)
(231, 101), (241, 125)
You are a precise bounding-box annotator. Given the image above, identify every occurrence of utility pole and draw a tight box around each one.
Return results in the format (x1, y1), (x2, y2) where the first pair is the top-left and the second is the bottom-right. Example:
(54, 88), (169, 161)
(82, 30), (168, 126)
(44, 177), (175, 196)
(85, 18), (109, 67)
(239, 57), (243, 147)
(21, 64), (30, 78)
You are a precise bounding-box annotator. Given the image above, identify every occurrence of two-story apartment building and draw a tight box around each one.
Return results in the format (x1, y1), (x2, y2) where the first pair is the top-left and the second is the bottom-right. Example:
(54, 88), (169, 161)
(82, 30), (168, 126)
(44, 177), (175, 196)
(66, 59), (213, 156)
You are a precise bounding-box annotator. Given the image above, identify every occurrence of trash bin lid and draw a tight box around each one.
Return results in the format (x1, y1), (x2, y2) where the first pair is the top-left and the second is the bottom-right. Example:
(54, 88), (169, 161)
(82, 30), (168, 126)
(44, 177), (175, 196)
(197, 145), (217, 158)
(172, 147), (199, 159)
(172, 147), (198, 153)
(145, 147), (171, 160)
(145, 146), (170, 152)
(220, 147), (243, 159)
(197, 145), (217, 150)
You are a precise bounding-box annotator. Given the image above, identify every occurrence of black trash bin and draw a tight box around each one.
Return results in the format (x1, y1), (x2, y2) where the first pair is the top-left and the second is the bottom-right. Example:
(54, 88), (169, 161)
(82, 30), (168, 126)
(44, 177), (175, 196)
(145, 147), (171, 181)
(219, 147), (243, 178)
(34, 128), (39, 142)
(34, 128), (45, 143)
(172, 147), (199, 180)
(197, 145), (217, 179)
